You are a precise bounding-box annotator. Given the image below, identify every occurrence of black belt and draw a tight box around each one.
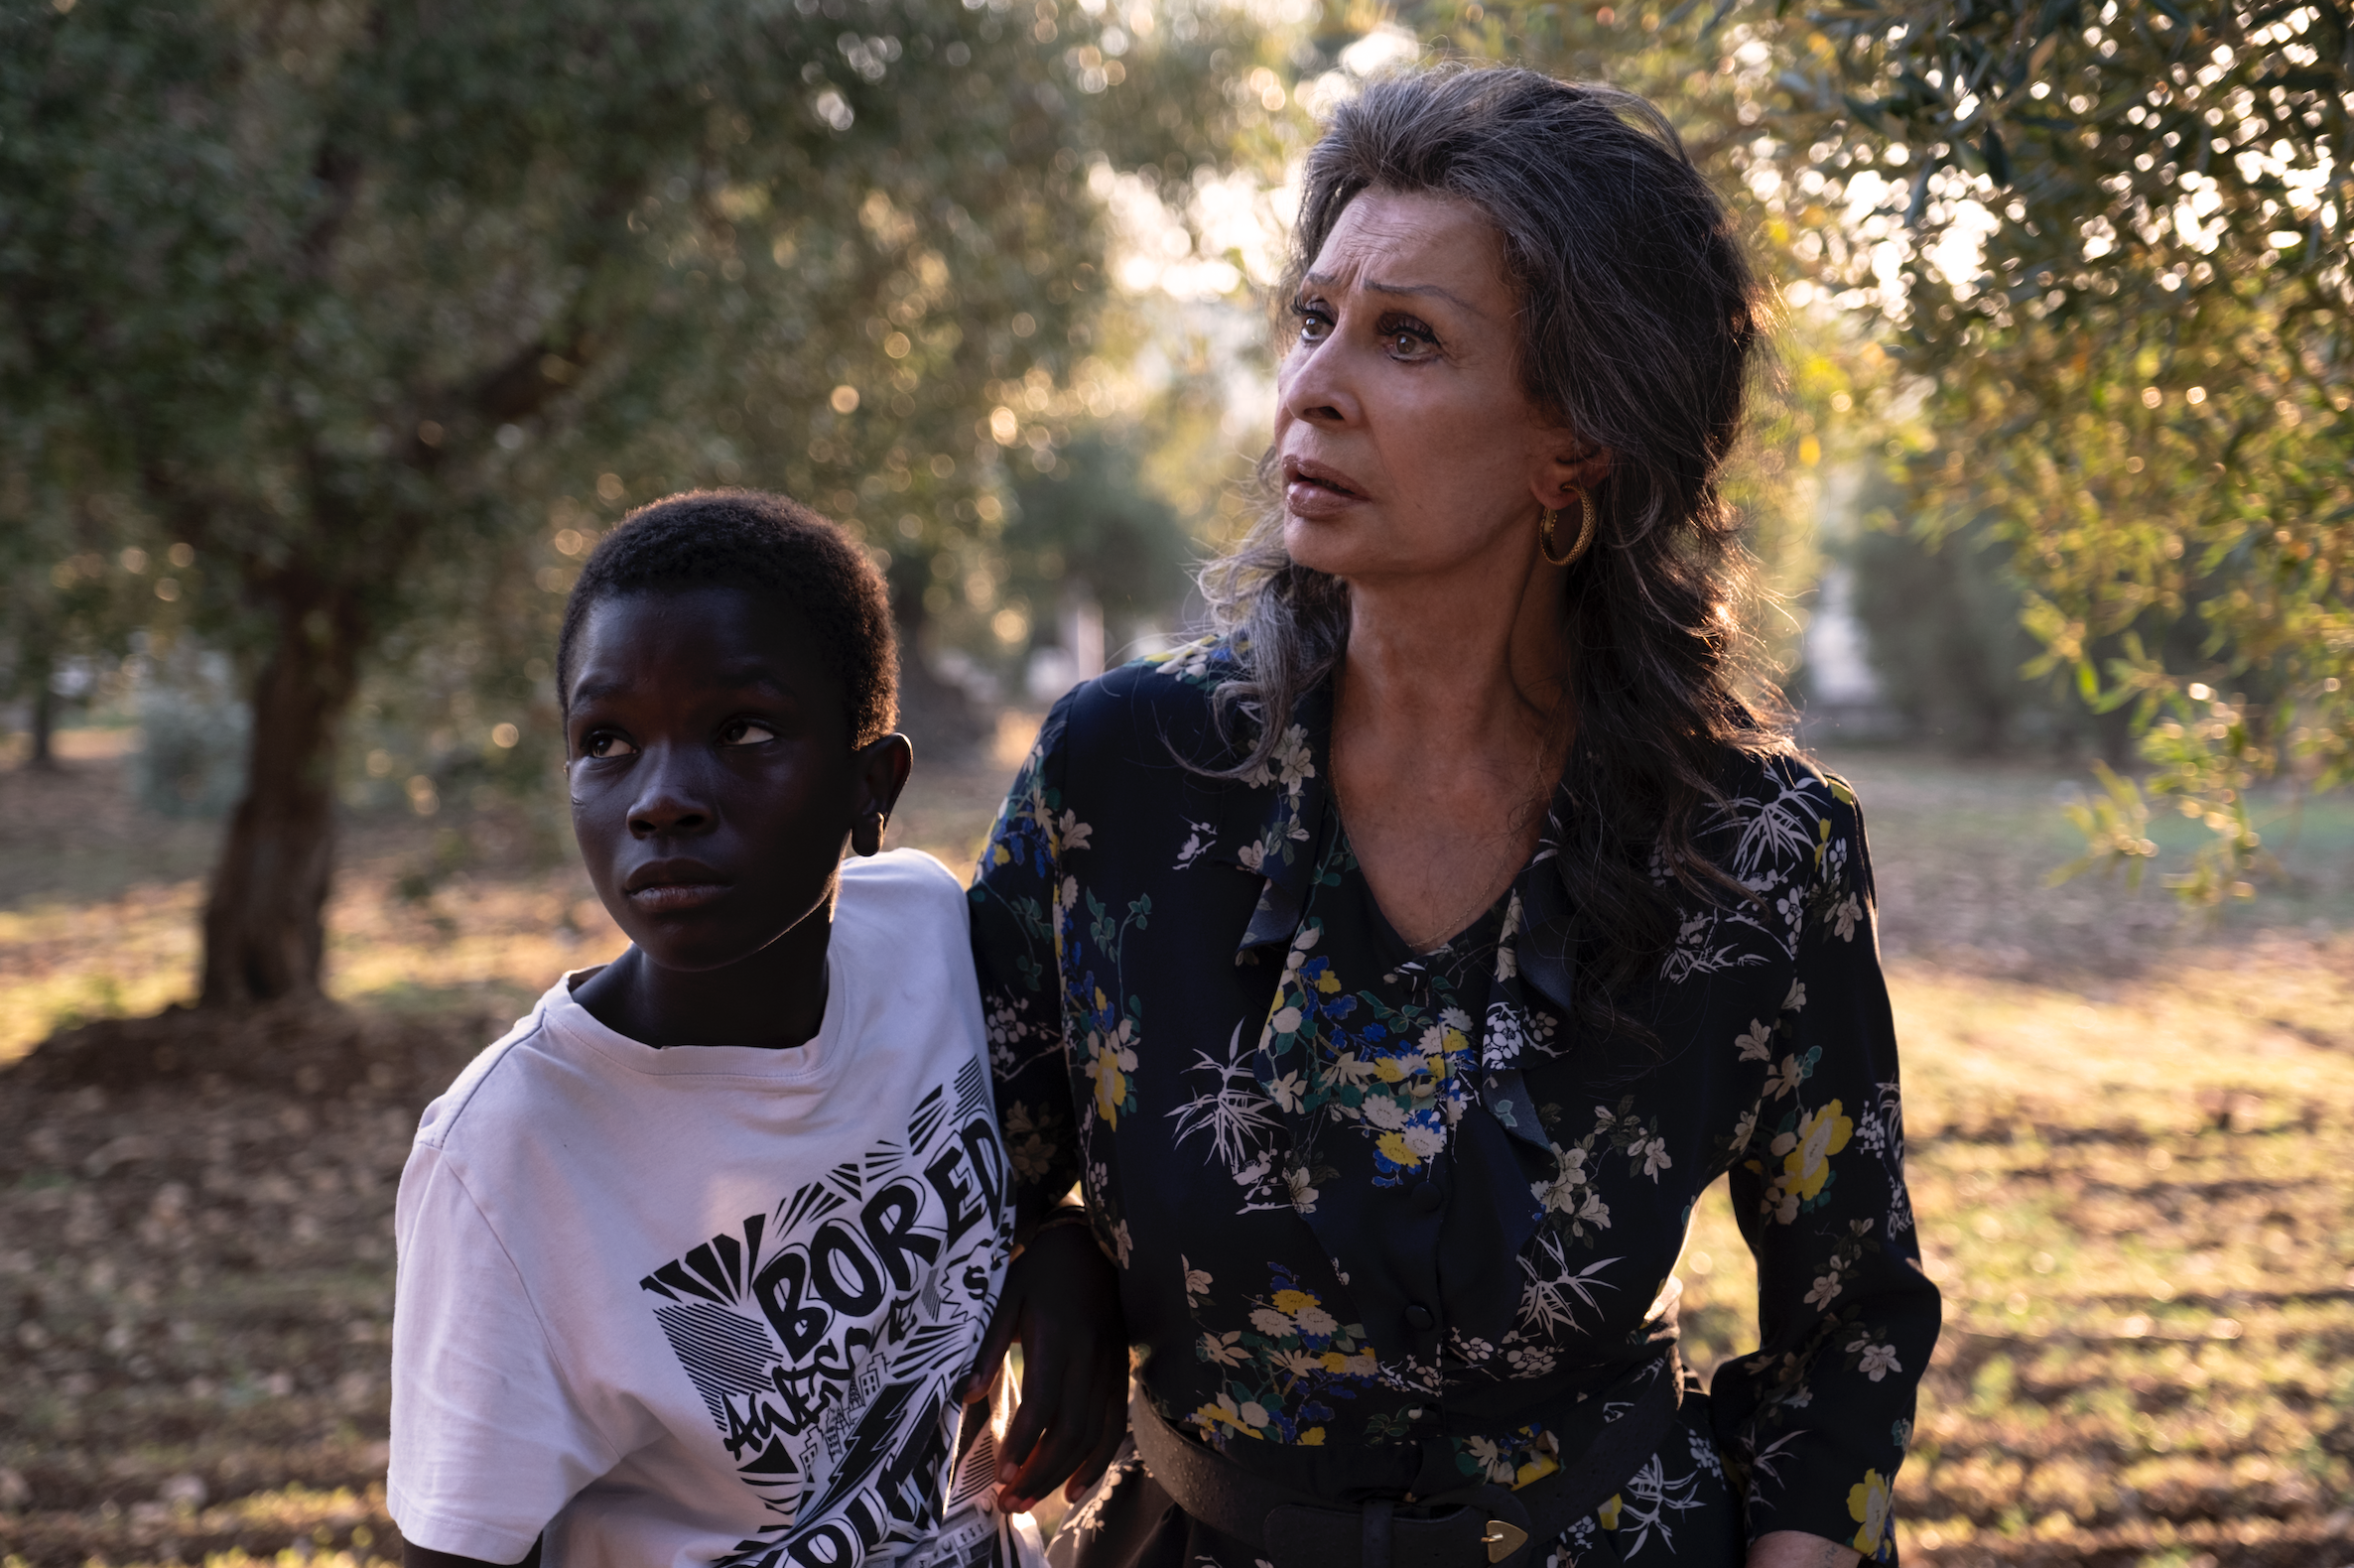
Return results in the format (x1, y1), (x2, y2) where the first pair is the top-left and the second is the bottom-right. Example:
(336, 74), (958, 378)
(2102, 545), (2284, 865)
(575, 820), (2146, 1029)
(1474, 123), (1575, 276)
(1125, 1358), (1682, 1568)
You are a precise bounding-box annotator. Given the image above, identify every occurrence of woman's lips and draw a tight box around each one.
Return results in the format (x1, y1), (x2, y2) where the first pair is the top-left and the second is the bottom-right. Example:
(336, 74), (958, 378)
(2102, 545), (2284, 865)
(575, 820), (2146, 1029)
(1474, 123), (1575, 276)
(1282, 459), (1368, 520)
(1284, 476), (1367, 520)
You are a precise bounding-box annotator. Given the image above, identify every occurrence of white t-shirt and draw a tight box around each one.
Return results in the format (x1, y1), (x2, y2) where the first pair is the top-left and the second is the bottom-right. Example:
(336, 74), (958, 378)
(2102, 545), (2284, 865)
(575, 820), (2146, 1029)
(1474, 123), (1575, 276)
(389, 850), (1013, 1568)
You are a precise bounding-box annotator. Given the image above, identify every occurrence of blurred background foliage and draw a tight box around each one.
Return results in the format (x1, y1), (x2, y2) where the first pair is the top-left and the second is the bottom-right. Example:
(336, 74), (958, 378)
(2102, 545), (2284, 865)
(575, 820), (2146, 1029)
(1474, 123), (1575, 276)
(0, 0), (1288, 1005)
(2, 0), (2348, 1020)
(1759, 0), (2352, 902)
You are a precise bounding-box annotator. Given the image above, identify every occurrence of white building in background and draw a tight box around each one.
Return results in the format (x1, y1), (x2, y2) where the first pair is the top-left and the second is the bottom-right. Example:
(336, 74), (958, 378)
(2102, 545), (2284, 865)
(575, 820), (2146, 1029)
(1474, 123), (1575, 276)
(1805, 563), (1883, 708)
(1794, 457), (1897, 744)
(1025, 592), (1106, 703)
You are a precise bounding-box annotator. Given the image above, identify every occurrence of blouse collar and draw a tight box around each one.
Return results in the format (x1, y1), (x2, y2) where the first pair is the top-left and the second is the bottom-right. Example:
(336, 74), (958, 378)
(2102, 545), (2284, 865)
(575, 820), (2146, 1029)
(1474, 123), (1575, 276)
(1206, 667), (1582, 1025)
(1227, 678), (1336, 960)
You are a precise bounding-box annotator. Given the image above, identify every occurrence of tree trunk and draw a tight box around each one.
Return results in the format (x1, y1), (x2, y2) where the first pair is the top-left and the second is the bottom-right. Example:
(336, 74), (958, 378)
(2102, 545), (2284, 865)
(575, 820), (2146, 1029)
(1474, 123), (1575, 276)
(887, 571), (987, 760)
(28, 677), (57, 770)
(199, 587), (365, 1006)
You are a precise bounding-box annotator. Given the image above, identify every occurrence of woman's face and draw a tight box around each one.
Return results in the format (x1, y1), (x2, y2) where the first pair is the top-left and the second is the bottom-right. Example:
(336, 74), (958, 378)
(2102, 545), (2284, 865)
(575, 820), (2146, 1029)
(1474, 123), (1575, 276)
(1274, 188), (1583, 587)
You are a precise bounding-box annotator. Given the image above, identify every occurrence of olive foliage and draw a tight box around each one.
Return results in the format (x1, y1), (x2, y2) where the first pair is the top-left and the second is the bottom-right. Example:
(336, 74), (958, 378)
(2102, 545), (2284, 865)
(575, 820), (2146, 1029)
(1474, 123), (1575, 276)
(0, 0), (1260, 1003)
(1756, 0), (2351, 900)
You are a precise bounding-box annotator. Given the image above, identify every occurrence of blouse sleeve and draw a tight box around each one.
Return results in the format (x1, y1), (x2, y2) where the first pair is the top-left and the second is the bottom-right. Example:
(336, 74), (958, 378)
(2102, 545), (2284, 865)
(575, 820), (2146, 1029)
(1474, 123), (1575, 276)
(1711, 778), (1943, 1562)
(970, 696), (1084, 1238)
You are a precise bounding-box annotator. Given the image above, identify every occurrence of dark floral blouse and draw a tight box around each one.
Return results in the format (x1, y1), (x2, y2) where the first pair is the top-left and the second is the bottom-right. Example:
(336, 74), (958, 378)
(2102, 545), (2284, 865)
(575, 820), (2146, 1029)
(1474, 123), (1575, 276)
(971, 637), (1941, 1566)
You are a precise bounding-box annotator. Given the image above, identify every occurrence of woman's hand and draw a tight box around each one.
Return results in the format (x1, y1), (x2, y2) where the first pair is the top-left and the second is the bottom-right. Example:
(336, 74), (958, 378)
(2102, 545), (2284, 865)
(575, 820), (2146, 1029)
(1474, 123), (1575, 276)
(1747, 1530), (1861, 1568)
(963, 1219), (1128, 1513)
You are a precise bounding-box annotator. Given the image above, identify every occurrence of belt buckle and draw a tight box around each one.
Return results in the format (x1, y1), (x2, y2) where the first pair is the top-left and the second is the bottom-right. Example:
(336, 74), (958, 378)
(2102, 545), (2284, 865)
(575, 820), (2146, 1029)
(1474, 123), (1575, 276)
(1480, 1519), (1528, 1564)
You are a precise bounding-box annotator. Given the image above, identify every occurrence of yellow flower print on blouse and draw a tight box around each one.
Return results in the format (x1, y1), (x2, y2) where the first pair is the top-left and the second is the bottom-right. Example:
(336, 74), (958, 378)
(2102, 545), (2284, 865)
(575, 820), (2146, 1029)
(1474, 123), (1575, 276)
(1782, 1099), (1854, 1202)
(1847, 1469), (1893, 1554)
(1087, 1016), (1139, 1128)
(1596, 1494), (1623, 1531)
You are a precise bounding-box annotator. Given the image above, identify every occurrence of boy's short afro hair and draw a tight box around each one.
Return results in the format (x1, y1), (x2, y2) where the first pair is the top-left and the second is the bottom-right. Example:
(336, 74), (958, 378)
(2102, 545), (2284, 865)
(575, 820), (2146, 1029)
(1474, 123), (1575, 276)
(557, 489), (898, 748)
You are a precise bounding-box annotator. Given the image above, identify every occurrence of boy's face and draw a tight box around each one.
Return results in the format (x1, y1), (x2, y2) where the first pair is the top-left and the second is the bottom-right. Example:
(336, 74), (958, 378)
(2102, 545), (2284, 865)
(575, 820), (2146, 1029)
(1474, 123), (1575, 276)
(563, 586), (906, 975)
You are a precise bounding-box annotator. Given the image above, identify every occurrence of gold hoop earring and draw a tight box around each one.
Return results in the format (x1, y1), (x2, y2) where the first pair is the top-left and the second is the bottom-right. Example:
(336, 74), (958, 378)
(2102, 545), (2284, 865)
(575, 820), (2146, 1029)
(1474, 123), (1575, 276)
(1540, 490), (1597, 568)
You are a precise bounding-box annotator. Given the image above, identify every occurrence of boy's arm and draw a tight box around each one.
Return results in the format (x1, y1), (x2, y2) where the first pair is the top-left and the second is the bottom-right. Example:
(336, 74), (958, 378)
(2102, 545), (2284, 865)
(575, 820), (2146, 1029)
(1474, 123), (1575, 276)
(390, 1141), (618, 1563)
(964, 700), (1126, 1508)
(963, 1215), (1127, 1512)
(404, 1538), (544, 1568)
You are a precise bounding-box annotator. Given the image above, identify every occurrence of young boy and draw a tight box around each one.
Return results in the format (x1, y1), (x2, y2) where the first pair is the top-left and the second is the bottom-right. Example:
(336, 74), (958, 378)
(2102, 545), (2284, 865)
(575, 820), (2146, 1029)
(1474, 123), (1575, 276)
(389, 490), (1019, 1568)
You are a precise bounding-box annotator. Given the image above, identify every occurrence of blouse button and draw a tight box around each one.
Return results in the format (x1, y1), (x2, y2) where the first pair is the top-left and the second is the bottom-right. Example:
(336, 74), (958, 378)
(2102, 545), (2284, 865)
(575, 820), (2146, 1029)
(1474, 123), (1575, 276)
(1404, 1303), (1436, 1332)
(1411, 1181), (1443, 1213)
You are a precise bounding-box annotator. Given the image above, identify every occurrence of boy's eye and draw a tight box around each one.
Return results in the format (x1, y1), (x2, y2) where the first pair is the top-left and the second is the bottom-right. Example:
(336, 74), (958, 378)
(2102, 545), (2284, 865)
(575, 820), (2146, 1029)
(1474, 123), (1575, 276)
(584, 732), (637, 758)
(719, 719), (776, 747)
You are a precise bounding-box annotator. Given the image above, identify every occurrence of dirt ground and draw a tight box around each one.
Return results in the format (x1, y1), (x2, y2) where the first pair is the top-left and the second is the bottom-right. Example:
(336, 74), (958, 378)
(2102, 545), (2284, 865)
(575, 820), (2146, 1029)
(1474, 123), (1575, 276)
(3, 727), (2351, 1567)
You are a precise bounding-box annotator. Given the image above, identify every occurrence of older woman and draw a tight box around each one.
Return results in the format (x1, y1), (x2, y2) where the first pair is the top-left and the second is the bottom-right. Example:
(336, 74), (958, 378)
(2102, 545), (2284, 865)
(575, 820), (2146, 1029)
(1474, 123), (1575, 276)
(971, 65), (1940, 1568)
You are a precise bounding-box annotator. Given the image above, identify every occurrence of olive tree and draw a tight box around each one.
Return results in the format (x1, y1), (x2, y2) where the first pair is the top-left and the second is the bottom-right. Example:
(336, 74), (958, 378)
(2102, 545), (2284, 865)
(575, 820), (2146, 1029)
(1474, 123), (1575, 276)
(1761, 0), (2351, 900)
(0, 0), (1257, 1005)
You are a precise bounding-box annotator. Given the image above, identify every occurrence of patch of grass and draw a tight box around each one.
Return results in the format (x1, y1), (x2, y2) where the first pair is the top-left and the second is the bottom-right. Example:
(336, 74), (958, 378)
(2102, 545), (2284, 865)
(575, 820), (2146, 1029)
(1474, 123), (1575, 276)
(0, 884), (205, 1067)
(1820, 749), (2354, 976)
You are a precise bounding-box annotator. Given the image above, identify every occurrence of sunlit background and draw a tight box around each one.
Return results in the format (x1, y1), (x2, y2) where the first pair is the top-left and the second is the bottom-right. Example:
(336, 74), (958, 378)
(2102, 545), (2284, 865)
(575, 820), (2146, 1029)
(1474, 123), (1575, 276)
(3, 0), (2351, 1564)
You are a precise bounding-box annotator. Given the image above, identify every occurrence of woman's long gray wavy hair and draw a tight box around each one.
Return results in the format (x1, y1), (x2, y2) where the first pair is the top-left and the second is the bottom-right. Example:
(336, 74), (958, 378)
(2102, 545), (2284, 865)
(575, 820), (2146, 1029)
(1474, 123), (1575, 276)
(1198, 64), (1787, 1036)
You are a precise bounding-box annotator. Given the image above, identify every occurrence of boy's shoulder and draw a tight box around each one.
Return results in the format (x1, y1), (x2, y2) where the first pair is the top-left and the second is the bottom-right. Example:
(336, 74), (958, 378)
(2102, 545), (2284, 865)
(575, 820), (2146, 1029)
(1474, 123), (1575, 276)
(409, 854), (970, 1160)
(832, 849), (981, 1016)
(410, 985), (573, 1156)
(838, 844), (965, 898)
(835, 847), (971, 935)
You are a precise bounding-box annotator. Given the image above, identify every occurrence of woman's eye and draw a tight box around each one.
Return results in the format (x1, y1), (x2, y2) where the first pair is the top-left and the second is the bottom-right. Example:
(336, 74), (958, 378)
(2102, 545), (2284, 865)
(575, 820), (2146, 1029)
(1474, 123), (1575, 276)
(720, 719), (776, 747)
(1294, 304), (1333, 343)
(585, 732), (637, 758)
(1383, 322), (1439, 359)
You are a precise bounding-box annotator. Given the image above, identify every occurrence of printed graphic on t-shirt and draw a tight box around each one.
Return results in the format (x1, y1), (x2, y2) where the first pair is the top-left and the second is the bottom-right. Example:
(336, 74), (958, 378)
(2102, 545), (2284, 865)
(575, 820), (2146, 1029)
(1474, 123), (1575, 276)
(640, 1059), (1010, 1568)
